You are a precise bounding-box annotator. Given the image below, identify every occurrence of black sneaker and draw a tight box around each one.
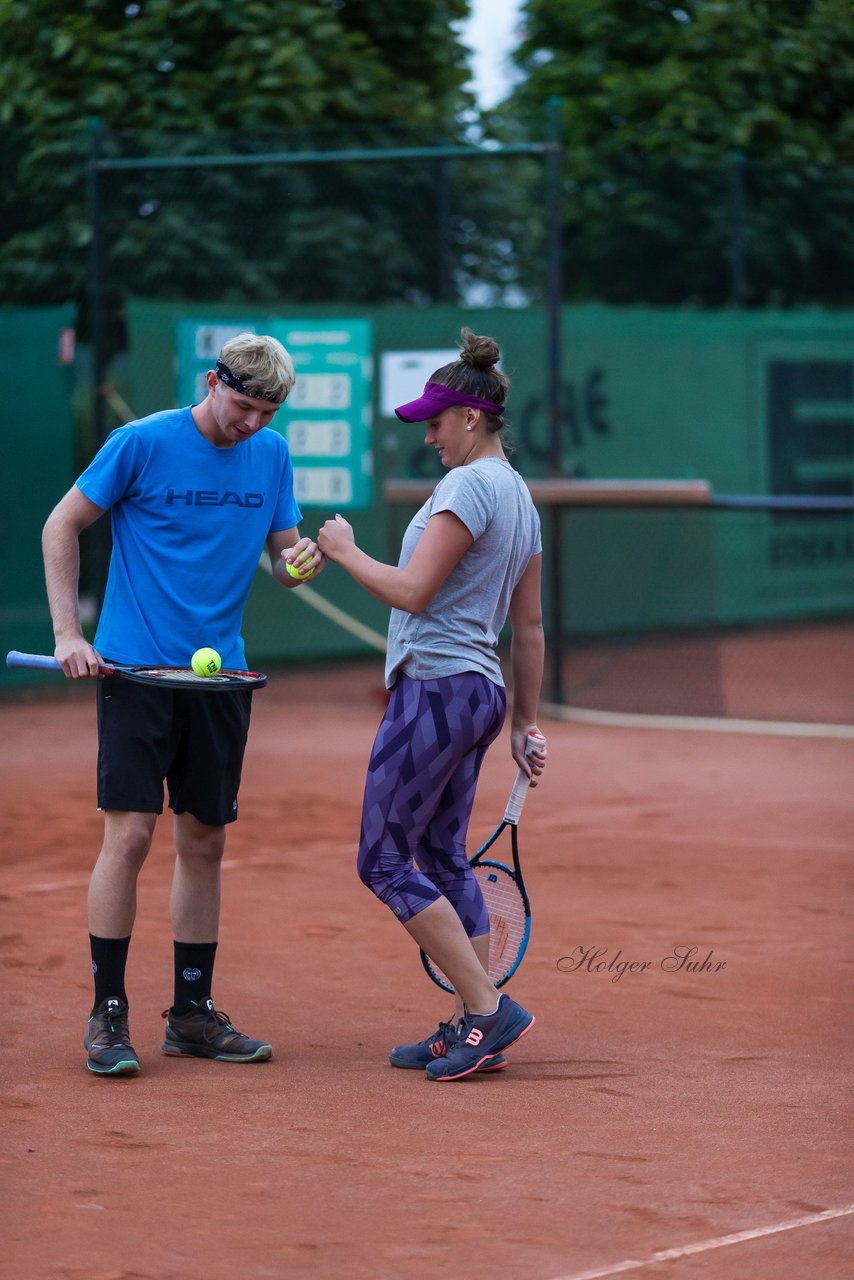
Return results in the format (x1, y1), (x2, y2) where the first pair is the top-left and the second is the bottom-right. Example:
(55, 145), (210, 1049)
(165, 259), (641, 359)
(389, 1020), (507, 1072)
(83, 997), (140, 1076)
(161, 998), (272, 1062)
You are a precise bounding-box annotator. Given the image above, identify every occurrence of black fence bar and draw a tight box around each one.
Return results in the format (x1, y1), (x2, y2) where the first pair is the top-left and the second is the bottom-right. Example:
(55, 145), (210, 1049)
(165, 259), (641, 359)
(383, 480), (853, 710)
(712, 494), (854, 511)
(728, 151), (748, 308)
(94, 142), (549, 173)
(548, 509), (565, 703)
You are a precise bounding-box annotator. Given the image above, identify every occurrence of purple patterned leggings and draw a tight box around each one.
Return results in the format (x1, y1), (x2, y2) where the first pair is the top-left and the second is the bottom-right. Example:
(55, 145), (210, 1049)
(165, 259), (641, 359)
(357, 672), (506, 931)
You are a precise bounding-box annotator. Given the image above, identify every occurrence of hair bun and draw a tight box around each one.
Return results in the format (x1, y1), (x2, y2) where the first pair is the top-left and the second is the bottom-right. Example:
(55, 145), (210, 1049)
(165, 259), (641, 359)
(459, 327), (500, 371)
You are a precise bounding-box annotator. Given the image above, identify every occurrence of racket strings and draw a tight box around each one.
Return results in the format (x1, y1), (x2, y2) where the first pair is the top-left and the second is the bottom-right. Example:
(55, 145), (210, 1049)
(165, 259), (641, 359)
(127, 668), (262, 687)
(475, 866), (527, 980)
(141, 668), (217, 684)
(425, 864), (527, 989)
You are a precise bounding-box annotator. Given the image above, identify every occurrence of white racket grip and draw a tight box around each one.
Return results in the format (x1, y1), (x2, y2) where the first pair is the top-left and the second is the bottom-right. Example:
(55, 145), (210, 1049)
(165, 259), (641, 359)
(503, 730), (547, 824)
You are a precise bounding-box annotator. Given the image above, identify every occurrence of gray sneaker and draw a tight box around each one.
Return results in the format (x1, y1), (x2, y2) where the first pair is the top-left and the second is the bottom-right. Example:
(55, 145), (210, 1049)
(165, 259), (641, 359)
(161, 998), (272, 1062)
(83, 997), (140, 1076)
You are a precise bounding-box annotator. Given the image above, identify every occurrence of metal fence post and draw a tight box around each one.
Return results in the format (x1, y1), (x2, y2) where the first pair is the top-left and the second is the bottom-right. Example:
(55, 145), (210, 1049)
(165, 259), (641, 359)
(545, 97), (565, 704)
(728, 150), (748, 307)
(435, 156), (454, 301)
(86, 117), (106, 449)
(86, 117), (114, 602)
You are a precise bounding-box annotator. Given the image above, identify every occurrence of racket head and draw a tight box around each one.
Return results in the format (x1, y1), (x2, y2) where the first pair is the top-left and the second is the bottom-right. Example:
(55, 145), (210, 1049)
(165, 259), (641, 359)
(420, 858), (531, 994)
(110, 665), (267, 691)
(5, 652), (267, 690)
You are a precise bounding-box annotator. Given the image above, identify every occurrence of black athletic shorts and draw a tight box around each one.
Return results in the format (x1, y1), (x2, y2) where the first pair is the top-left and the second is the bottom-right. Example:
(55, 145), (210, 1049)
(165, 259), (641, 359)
(96, 676), (252, 827)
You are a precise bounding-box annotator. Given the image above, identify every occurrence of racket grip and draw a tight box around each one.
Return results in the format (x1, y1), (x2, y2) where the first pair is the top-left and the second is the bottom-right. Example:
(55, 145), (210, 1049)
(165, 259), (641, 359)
(5, 651), (61, 671)
(503, 729), (547, 824)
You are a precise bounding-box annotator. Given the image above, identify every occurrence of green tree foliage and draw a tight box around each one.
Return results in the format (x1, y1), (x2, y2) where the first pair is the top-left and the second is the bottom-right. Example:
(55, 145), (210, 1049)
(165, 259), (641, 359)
(498, 0), (854, 304)
(1, 0), (470, 131)
(0, 0), (473, 319)
(513, 0), (853, 161)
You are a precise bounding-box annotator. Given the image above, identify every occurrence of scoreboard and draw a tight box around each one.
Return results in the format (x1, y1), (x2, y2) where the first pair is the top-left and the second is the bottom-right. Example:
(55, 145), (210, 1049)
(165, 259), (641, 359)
(176, 316), (373, 510)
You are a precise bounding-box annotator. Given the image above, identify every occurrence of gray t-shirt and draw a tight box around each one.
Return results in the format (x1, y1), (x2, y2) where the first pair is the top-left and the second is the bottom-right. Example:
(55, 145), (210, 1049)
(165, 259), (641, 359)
(385, 457), (542, 688)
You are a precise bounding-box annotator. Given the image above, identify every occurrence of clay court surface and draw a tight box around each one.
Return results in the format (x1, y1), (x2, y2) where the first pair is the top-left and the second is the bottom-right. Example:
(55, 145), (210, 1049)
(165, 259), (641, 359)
(1, 662), (852, 1279)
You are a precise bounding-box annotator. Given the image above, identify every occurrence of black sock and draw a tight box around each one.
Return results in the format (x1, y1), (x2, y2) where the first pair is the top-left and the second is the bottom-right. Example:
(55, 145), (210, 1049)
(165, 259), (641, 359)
(90, 933), (131, 1009)
(172, 941), (218, 1013)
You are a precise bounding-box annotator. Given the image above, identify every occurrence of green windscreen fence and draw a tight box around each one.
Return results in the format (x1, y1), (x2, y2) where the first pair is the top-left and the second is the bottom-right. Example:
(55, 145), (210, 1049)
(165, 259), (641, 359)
(1, 307), (77, 687)
(5, 298), (852, 718)
(543, 502), (853, 725)
(123, 298), (854, 653)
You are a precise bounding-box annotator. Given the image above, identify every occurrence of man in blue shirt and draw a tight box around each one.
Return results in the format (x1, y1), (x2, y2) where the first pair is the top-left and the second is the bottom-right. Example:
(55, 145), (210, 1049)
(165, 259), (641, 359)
(42, 333), (322, 1076)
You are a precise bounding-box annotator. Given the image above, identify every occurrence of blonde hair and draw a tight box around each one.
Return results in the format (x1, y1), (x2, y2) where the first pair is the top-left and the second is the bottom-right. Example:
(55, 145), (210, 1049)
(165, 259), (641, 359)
(219, 333), (296, 403)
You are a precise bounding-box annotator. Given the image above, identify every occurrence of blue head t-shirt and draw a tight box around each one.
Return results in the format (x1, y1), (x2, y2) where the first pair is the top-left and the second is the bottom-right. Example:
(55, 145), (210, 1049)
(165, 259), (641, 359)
(76, 407), (301, 668)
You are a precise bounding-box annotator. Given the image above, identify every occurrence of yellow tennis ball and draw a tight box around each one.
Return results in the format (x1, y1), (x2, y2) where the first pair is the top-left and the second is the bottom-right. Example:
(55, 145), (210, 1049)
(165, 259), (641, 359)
(286, 558), (314, 579)
(191, 647), (221, 676)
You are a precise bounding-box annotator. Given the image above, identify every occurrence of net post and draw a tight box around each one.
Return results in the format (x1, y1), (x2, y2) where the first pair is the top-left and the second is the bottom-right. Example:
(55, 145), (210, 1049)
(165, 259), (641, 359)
(549, 507), (565, 704)
(545, 98), (565, 705)
(545, 96), (564, 477)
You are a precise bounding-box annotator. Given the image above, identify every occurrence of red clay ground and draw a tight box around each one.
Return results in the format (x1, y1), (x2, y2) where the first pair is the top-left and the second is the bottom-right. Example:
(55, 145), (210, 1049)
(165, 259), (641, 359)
(1, 663), (852, 1280)
(558, 619), (854, 722)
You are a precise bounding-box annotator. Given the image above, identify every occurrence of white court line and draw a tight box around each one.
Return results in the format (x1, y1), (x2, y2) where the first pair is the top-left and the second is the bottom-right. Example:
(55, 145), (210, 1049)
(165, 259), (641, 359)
(547, 1204), (854, 1280)
(541, 702), (854, 740)
(259, 552), (388, 653)
(11, 861), (262, 896)
(260, 552), (852, 738)
(17, 877), (90, 894)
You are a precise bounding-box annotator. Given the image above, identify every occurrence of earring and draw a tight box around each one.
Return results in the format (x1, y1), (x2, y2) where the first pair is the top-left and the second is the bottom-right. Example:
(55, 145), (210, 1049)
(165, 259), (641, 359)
(466, 423), (474, 432)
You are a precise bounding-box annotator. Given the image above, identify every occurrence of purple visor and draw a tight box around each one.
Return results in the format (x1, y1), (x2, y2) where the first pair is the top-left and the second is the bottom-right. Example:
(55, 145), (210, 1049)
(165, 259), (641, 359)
(394, 381), (505, 423)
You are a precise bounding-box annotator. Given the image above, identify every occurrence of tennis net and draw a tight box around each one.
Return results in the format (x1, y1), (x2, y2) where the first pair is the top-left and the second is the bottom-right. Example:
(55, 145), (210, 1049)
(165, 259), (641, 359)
(384, 480), (854, 732)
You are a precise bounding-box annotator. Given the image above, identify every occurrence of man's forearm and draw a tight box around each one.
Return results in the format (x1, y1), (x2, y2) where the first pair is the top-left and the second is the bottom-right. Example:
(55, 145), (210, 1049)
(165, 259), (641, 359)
(42, 512), (85, 641)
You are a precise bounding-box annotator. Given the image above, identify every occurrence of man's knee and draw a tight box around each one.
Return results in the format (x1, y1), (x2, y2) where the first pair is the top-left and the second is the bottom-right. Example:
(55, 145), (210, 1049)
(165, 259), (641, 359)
(175, 815), (226, 865)
(101, 812), (156, 871)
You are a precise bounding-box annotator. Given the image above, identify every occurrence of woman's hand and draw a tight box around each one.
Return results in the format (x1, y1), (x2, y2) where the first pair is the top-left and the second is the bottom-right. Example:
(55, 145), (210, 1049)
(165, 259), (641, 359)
(511, 724), (547, 788)
(317, 514), (355, 564)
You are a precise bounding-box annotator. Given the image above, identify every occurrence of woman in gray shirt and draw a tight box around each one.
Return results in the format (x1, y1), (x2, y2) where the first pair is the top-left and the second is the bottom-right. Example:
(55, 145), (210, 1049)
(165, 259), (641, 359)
(318, 330), (546, 1081)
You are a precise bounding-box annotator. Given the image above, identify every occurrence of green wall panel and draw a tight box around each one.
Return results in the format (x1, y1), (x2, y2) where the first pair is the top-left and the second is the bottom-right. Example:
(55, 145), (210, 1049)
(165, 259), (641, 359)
(1, 307), (77, 687)
(8, 300), (851, 690)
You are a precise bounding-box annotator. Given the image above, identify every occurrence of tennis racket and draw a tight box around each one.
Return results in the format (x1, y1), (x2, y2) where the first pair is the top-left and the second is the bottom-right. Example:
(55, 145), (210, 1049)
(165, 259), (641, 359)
(421, 729), (547, 993)
(5, 651), (267, 691)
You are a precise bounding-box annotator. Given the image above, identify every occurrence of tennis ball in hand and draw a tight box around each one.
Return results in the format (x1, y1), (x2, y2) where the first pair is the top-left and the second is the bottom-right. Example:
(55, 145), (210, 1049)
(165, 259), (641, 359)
(191, 647), (222, 676)
(285, 557), (314, 580)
